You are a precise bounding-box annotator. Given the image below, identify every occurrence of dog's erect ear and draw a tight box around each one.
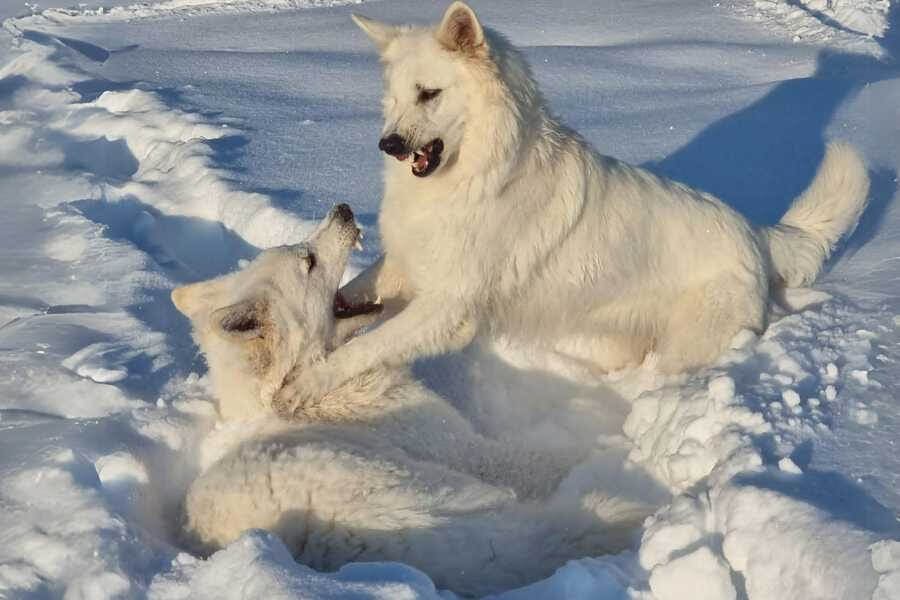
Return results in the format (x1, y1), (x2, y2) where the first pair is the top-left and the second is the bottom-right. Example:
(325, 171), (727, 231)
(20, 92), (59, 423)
(171, 285), (197, 317)
(212, 298), (268, 340)
(351, 14), (398, 51)
(172, 279), (227, 319)
(437, 1), (485, 53)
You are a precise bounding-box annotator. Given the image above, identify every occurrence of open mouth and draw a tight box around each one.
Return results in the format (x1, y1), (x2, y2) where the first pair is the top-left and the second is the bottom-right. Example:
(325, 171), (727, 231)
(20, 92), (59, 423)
(333, 293), (382, 319)
(396, 138), (444, 177)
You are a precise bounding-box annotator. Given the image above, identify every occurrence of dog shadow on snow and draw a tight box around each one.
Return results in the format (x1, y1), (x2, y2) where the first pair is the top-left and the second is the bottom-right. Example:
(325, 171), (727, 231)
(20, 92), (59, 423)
(651, 4), (900, 268)
(645, 7), (900, 540)
(736, 446), (900, 538)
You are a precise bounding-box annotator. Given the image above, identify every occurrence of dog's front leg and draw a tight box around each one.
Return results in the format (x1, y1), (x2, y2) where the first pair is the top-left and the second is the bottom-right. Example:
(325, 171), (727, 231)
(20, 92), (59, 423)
(338, 255), (407, 307)
(336, 255), (409, 321)
(335, 294), (476, 370)
(274, 295), (475, 417)
(331, 307), (384, 347)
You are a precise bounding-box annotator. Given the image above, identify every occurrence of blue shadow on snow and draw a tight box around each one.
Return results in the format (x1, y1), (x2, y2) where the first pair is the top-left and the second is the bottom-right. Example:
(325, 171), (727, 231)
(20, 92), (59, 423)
(651, 3), (900, 265)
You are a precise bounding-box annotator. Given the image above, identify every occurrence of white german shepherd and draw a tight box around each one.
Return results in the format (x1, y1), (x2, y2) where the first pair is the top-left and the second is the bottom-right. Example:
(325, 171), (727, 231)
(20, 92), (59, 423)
(172, 206), (648, 596)
(274, 2), (869, 413)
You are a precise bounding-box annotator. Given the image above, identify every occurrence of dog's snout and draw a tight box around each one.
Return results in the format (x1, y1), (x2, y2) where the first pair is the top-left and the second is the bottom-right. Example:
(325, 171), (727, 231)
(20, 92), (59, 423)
(335, 203), (354, 223)
(378, 133), (408, 157)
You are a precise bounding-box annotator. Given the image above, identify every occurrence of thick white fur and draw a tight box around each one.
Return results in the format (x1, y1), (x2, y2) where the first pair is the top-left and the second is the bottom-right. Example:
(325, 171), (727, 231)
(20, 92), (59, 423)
(764, 143), (869, 287)
(276, 3), (870, 408)
(173, 208), (648, 596)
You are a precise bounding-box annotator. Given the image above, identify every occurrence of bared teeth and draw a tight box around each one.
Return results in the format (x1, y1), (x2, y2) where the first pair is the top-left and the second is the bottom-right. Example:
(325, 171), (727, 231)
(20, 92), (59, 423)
(408, 139), (441, 176)
(412, 150), (429, 173)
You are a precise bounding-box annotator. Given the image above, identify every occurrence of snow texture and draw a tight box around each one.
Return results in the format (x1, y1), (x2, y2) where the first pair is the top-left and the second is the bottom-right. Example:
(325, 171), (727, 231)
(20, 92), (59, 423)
(740, 0), (892, 52)
(1, 0), (899, 599)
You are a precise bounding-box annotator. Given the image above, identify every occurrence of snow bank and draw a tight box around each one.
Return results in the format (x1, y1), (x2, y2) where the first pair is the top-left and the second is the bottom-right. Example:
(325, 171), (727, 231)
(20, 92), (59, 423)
(608, 290), (898, 600)
(149, 531), (448, 600)
(0, 18), (322, 599)
(0, 34), (314, 252)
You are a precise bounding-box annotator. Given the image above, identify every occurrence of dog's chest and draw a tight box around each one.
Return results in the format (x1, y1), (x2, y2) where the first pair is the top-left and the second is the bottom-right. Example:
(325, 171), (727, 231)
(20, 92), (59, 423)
(380, 193), (477, 290)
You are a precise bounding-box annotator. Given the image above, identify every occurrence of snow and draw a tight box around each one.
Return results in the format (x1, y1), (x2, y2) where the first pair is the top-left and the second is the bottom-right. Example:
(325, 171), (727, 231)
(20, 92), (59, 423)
(148, 532), (449, 600)
(648, 546), (736, 600)
(1, 0), (899, 599)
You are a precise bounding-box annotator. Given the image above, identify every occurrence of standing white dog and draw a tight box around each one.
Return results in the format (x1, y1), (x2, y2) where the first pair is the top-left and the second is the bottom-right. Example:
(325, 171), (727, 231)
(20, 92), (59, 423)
(276, 2), (869, 414)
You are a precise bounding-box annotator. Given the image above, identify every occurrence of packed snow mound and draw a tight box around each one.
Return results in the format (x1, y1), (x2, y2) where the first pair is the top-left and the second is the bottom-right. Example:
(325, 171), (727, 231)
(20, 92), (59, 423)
(149, 532), (449, 600)
(613, 290), (900, 600)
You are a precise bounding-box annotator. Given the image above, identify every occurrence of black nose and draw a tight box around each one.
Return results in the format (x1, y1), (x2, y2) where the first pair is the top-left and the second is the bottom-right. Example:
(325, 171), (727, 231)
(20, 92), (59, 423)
(378, 133), (408, 157)
(335, 203), (353, 223)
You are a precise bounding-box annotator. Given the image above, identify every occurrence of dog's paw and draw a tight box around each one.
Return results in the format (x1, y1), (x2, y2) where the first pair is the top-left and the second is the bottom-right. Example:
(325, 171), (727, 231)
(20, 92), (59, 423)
(270, 365), (335, 420)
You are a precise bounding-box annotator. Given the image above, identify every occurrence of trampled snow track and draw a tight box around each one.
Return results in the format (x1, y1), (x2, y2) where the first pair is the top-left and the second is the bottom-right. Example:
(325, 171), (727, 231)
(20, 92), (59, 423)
(1, 1), (899, 598)
(738, 0), (891, 51)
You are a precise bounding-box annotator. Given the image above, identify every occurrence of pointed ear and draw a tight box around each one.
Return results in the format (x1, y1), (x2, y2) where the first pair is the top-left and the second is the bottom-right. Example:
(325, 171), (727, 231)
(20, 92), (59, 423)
(351, 14), (398, 51)
(172, 280), (224, 319)
(212, 298), (268, 340)
(436, 1), (485, 53)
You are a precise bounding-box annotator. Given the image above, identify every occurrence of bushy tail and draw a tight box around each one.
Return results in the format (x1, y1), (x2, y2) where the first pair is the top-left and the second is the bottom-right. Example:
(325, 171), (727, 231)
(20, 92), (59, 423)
(763, 142), (869, 287)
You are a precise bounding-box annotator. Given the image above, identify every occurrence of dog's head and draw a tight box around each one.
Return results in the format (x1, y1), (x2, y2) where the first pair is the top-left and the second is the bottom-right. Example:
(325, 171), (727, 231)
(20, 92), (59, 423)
(353, 2), (540, 182)
(171, 204), (377, 420)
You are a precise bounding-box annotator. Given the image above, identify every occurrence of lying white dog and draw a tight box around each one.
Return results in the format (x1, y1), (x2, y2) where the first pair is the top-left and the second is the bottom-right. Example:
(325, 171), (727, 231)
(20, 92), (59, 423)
(172, 206), (648, 596)
(274, 2), (869, 414)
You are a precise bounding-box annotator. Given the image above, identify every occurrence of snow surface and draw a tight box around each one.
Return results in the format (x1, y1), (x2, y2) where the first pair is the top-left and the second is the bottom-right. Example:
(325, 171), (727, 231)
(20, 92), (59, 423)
(1, 0), (899, 598)
(748, 0), (892, 42)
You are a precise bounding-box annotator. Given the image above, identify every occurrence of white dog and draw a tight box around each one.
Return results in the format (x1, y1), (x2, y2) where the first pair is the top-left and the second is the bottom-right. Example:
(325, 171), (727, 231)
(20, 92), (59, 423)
(172, 206), (648, 596)
(274, 2), (869, 413)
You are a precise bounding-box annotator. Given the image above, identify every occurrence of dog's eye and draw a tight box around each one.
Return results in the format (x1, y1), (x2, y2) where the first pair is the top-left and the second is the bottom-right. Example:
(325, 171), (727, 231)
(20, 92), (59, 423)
(417, 88), (442, 103)
(303, 252), (317, 272)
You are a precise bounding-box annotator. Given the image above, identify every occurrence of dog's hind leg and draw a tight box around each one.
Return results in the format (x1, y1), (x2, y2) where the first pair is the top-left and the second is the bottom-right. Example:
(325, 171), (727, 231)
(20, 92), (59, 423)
(588, 334), (652, 373)
(552, 333), (651, 377)
(654, 275), (766, 374)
